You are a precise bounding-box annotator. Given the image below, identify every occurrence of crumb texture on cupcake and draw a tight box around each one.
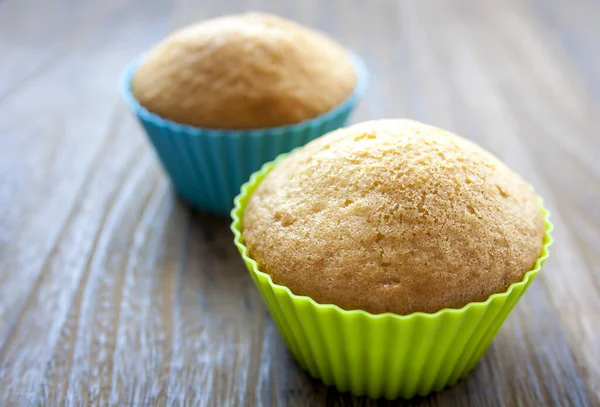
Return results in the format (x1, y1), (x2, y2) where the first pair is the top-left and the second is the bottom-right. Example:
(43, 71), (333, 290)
(131, 13), (357, 129)
(243, 119), (546, 315)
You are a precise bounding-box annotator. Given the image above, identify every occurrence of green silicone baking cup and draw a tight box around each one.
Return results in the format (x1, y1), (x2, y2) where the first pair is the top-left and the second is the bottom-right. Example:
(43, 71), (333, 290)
(231, 154), (553, 400)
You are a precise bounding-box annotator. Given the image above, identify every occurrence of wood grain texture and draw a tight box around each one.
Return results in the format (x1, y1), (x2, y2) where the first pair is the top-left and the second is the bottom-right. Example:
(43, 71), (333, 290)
(0, 0), (598, 405)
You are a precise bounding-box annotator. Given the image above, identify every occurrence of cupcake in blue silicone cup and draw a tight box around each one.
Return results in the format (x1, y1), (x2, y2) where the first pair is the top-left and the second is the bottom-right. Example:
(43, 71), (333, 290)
(121, 12), (367, 216)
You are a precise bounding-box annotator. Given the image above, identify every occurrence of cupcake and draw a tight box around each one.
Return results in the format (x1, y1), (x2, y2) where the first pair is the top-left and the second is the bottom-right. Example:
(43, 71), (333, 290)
(122, 13), (367, 215)
(232, 119), (552, 399)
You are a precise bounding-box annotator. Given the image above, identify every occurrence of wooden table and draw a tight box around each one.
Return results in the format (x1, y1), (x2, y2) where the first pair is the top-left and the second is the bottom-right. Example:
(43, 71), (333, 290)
(1, 0), (598, 405)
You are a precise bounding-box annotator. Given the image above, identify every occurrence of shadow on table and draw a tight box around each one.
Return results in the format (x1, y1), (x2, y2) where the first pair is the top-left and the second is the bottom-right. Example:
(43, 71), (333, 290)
(183, 202), (265, 312)
(306, 373), (473, 407)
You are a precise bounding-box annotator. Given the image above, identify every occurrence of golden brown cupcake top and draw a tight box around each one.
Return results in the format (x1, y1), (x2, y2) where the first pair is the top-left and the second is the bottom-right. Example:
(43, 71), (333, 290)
(243, 119), (546, 315)
(131, 13), (357, 129)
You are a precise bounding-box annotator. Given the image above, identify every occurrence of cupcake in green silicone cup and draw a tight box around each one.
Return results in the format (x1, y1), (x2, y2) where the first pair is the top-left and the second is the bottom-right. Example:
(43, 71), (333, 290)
(123, 13), (367, 215)
(231, 119), (552, 399)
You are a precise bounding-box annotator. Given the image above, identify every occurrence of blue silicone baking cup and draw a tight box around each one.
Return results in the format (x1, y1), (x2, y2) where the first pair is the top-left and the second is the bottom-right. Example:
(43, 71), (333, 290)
(121, 54), (368, 216)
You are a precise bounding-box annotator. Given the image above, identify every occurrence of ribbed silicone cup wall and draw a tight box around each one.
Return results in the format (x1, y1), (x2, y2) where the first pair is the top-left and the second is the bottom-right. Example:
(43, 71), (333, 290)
(121, 54), (368, 216)
(231, 155), (553, 400)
